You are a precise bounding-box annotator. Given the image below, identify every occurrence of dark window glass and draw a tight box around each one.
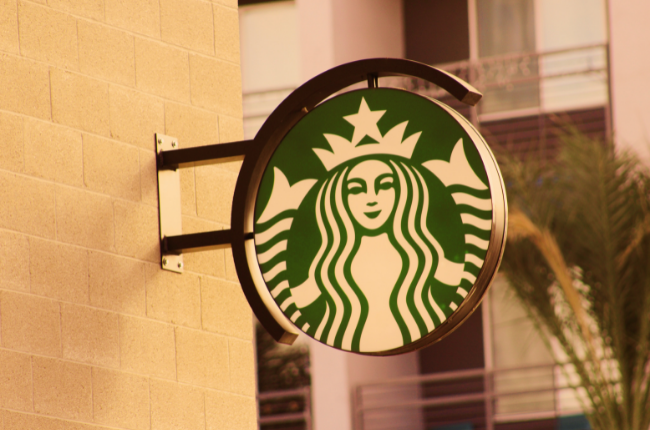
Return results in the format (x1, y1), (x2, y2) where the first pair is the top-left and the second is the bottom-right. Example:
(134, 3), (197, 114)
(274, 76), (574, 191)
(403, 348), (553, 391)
(404, 0), (470, 65)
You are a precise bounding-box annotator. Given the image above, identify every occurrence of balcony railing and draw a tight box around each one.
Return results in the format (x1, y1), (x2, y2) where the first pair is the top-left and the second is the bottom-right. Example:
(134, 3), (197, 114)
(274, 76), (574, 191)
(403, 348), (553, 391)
(258, 387), (312, 430)
(389, 43), (610, 122)
(353, 363), (590, 430)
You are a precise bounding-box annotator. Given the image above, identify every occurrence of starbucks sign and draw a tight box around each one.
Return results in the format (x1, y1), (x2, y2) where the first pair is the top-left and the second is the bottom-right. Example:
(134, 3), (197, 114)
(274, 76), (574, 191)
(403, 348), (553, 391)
(156, 59), (507, 355)
(253, 88), (501, 354)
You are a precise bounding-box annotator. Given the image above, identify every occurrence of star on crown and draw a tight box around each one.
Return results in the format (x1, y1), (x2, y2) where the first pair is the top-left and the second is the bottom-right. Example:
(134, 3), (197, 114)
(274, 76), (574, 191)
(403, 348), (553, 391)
(313, 98), (422, 171)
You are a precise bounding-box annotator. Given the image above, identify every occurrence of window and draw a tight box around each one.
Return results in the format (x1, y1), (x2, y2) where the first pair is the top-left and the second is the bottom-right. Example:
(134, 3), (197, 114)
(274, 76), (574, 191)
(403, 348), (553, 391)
(239, 1), (300, 138)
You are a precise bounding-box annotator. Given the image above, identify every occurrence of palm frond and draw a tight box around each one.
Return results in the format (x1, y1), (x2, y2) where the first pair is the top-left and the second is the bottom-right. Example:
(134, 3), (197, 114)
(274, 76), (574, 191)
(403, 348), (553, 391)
(496, 129), (650, 430)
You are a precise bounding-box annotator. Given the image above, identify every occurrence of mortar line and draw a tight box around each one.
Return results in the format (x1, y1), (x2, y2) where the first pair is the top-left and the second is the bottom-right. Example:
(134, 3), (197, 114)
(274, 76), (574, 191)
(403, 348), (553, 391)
(16, 0), (21, 56)
(75, 19), (80, 70)
(30, 356), (35, 413)
(58, 302), (63, 357)
(211, 1), (216, 57)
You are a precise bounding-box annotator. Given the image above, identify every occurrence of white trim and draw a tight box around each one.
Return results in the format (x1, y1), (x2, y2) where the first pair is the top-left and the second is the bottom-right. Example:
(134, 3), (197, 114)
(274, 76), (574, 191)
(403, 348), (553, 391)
(467, 0), (479, 61)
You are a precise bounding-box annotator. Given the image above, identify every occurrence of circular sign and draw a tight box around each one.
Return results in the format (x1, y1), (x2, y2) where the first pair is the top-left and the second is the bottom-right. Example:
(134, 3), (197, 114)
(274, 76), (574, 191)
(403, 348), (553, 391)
(248, 87), (506, 354)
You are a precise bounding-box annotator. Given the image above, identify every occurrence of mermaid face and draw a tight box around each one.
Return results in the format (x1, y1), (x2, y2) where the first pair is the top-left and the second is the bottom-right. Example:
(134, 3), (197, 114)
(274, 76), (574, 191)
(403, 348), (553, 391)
(346, 160), (396, 231)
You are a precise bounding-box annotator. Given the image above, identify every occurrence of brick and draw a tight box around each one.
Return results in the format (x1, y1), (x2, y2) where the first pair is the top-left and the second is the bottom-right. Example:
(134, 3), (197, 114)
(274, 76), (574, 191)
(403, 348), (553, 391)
(0, 291), (60, 356)
(201, 278), (252, 340)
(24, 118), (83, 186)
(49, 0), (104, 21)
(140, 149), (158, 205)
(182, 217), (226, 277)
(160, 0), (214, 55)
(150, 379), (205, 430)
(106, 0), (160, 38)
(214, 4), (239, 63)
(190, 54), (242, 116)
(135, 38), (189, 102)
(180, 168), (197, 215)
(83, 134), (141, 200)
(61, 303), (119, 368)
(56, 185), (114, 251)
(145, 263), (201, 328)
(224, 248), (238, 282)
(79, 20), (135, 86)
(33, 356), (92, 421)
(228, 338), (255, 396)
(218, 115), (244, 143)
(30, 238), (89, 303)
(114, 200), (158, 262)
(92, 367), (150, 430)
(163, 102), (223, 215)
(0, 111), (23, 173)
(109, 85), (164, 149)
(0, 54), (50, 119)
(0, 171), (55, 238)
(0, 350), (32, 412)
(165, 102), (219, 148)
(119, 315), (176, 379)
(18, 1), (77, 69)
(217, 160), (243, 174)
(3, 410), (104, 430)
(0, 231), (29, 292)
(51, 68), (110, 136)
(0, 0), (19, 54)
(195, 165), (237, 224)
(217, 116), (244, 173)
(175, 327), (229, 390)
(89, 251), (146, 316)
(206, 391), (257, 430)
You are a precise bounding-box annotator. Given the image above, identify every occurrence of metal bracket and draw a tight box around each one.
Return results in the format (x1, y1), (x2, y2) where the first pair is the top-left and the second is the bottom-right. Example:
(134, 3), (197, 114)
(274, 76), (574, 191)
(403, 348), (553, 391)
(155, 134), (254, 272)
(156, 133), (184, 273)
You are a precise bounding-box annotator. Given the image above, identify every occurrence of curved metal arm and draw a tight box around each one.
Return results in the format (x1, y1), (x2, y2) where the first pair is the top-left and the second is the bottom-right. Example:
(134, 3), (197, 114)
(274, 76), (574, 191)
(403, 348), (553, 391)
(305, 58), (482, 107)
(281, 58), (481, 117)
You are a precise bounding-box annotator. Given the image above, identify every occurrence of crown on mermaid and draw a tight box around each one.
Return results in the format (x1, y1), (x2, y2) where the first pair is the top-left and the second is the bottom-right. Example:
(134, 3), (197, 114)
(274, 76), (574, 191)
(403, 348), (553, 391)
(313, 98), (422, 171)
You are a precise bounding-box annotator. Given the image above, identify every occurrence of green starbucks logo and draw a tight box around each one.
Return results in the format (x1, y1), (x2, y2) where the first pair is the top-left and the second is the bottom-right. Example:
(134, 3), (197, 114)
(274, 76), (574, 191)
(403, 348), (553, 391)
(254, 89), (493, 353)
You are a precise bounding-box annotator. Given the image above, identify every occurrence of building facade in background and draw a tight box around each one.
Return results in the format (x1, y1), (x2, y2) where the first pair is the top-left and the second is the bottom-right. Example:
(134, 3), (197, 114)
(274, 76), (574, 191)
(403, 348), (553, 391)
(0, 0), (255, 429)
(239, 1), (650, 430)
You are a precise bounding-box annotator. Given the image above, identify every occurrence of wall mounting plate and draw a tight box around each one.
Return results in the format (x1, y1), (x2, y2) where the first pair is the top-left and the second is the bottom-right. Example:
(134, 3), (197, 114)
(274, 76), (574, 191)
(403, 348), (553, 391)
(156, 133), (184, 273)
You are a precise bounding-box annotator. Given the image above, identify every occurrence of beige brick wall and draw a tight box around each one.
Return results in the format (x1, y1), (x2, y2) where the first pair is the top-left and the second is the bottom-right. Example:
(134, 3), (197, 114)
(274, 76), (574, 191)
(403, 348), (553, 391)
(0, 1), (254, 429)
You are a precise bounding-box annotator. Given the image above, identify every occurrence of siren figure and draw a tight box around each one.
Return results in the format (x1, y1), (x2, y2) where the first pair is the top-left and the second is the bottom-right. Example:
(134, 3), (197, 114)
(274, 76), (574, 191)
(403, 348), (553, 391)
(290, 154), (465, 352)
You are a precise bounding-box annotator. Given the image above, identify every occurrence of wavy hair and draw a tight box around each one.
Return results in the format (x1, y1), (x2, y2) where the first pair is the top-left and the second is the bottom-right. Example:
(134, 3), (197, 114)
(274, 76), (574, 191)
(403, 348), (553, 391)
(308, 157), (446, 351)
